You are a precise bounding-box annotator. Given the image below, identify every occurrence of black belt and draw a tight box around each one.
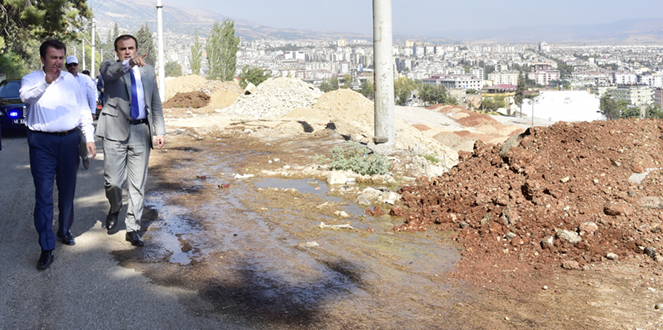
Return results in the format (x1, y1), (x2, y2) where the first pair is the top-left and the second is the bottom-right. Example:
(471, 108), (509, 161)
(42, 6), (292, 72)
(30, 128), (77, 136)
(129, 118), (148, 125)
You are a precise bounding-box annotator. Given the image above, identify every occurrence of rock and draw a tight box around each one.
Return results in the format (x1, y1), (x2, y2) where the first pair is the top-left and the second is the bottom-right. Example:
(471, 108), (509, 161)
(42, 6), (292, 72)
(327, 171), (348, 185)
(541, 236), (554, 249)
(480, 213), (492, 225)
(579, 222), (598, 235)
(556, 230), (582, 244)
(631, 163), (646, 173)
(560, 176), (570, 183)
(298, 241), (319, 248)
(334, 210), (350, 218)
(382, 191), (401, 205)
(606, 253), (618, 260)
(639, 196), (663, 209)
(561, 260), (581, 270)
(644, 247), (657, 258)
(655, 303), (663, 310)
(603, 204), (626, 216)
(501, 206), (519, 226)
(506, 232), (517, 239)
(656, 255), (663, 263)
(460, 221), (470, 229)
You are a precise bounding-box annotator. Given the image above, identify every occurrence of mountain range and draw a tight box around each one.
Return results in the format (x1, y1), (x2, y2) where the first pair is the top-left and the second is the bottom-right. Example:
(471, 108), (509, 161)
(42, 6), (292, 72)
(88, 0), (663, 44)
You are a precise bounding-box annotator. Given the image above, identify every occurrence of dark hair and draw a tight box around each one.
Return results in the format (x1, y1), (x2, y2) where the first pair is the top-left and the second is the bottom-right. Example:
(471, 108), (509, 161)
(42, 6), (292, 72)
(82, 70), (90, 76)
(114, 34), (139, 51)
(40, 40), (66, 58)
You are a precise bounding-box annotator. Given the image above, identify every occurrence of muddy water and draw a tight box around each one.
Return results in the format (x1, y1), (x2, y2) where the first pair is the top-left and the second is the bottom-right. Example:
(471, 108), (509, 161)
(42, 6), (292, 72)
(114, 140), (466, 328)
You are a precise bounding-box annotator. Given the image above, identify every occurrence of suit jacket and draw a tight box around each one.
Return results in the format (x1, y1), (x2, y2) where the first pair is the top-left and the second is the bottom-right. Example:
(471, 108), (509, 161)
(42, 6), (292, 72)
(96, 59), (165, 148)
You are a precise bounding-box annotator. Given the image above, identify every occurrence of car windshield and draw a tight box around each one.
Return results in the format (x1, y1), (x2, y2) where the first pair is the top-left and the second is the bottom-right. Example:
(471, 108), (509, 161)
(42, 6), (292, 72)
(0, 81), (21, 99)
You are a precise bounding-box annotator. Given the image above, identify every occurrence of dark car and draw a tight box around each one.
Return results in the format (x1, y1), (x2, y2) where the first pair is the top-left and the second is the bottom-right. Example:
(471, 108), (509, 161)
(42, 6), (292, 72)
(0, 79), (27, 132)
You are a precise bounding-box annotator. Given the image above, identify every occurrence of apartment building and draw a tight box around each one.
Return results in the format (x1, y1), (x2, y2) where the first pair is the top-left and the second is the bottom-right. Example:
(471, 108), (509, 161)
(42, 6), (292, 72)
(422, 74), (482, 90)
(639, 74), (663, 88)
(488, 71), (520, 85)
(613, 72), (638, 85)
(652, 88), (663, 107)
(612, 85), (652, 106)
(470, 66), (484, 80)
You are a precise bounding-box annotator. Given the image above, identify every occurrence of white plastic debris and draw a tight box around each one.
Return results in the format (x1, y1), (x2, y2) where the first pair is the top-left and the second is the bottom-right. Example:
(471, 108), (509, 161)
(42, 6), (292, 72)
(234, 173), (255, 179)
(319, 221), (355, 230)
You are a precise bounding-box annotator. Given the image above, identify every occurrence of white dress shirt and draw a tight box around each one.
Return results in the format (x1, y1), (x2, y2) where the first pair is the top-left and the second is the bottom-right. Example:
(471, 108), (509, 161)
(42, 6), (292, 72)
(74, 73), (97, 114)
(20, 69), (95, 143)
(121, 59), (146, 120)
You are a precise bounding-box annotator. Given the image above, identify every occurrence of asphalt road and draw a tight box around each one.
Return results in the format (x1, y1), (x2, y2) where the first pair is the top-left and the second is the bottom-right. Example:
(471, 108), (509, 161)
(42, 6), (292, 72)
(0, 133), (232, 329)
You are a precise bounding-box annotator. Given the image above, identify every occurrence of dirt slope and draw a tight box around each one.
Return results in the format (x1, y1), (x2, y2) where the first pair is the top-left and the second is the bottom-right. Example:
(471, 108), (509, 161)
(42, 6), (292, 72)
(394, 118), (663, 290)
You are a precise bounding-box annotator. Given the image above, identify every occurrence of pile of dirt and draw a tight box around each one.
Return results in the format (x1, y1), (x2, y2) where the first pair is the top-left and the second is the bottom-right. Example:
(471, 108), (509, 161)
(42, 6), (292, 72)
(393, 118), (663, 289)
(164, 75), (207, 101)
(162, 91), (210, 109)
(218, 77), (323, 118)
(312, 89), (459, 166)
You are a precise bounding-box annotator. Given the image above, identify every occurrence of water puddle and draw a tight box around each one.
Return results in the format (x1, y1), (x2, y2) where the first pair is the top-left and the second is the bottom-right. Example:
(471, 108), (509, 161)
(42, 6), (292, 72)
(124, 172), (463, 327)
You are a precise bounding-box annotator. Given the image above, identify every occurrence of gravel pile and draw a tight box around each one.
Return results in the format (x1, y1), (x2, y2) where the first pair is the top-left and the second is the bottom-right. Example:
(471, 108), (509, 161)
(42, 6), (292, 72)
(217, 77), (323, 118)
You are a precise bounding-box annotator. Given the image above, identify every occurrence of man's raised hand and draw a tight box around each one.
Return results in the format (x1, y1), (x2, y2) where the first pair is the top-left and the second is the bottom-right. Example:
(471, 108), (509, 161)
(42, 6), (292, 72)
(129, 54), (148, 67)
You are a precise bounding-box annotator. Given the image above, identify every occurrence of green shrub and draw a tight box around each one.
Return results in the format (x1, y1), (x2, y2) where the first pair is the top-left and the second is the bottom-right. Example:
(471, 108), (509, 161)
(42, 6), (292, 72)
(329, 141), (390, 175)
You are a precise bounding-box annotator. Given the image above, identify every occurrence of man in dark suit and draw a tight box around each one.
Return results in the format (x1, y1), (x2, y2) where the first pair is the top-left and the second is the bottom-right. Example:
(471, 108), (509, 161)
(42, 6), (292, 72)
(97, 34), (165, 246)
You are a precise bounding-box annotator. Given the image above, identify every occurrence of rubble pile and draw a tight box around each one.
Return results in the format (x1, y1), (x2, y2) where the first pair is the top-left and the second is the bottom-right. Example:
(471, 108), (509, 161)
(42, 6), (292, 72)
(312, 89), (459, 167)
(393, 119), (663, 283)
(218, 77), (323, 118)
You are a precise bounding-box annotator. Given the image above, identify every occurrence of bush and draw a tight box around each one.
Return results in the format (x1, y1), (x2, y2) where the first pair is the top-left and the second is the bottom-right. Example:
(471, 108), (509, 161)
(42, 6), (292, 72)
(329, 141), (390, 176)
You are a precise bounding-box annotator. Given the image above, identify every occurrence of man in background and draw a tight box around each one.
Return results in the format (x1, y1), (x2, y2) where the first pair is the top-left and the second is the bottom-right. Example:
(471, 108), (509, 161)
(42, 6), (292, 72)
(66, 55), (97, 169)
(20, 39), (96, 269)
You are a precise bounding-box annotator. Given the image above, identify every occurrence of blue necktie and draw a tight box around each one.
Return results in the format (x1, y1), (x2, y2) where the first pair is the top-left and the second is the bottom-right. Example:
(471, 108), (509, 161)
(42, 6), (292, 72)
(130, 69), (139, 119)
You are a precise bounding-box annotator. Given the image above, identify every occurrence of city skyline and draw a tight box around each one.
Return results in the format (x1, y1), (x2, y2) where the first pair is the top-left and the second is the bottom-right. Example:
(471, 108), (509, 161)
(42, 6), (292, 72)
(156, 0), (663, 36)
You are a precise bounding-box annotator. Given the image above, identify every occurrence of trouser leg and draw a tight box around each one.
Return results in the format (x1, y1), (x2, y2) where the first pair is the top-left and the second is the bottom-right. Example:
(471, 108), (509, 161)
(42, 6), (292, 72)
(28, 131), (58, 251)
(55, 130), (80, 236)
(103, 137), (127, 215)
(125, 124), (150, 233)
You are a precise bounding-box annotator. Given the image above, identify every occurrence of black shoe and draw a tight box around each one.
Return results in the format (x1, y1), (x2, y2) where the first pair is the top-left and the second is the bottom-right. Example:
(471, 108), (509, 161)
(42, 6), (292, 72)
(37, 250), (54, 270)
(82, 156), (90, 170)
(106, 210), (119, 231)
(57, 231), (75, 245)
(125, 231), (144, 246)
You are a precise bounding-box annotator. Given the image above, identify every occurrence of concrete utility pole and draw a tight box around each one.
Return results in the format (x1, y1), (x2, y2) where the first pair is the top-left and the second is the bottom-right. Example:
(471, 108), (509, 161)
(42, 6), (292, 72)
(156, 0), (166, 102)
(92, 18), (96, 77)
(373, 0), (395, 146)
(81, 39), (86, 71)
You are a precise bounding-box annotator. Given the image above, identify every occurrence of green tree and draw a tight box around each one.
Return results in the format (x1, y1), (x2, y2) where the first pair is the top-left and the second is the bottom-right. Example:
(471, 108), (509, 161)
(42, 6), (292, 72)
(164, 61), (182, 77)
(135, 23), (156, 66)
(319, 77), (339, 93)
(481, 98), (498, 111)
(358, 80), (374, 100)
(0, 0), (90, 76)
(599, 95), (620, 120)
(238, 65), (271, 89)
(394, 77), (416, 105)
(206, 19), (240, 81)
(514, 71), (526, 117)
(190, 30), (203, 75)
(112, 22), (120, 42)
(341, 74), (352, 89)
(621, 106), (641, 119)
(646, 104), (663, 119)
(419, 84), (450, 105)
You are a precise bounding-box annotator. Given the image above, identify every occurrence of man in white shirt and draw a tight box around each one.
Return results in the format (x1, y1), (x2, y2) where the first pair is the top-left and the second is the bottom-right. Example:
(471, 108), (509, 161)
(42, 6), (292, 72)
(66, 55), (96, 169)
(20, 39), (97, 270)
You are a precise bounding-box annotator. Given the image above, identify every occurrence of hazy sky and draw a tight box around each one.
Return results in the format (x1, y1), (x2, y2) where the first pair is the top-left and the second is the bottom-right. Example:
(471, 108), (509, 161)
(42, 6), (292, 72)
(159, 0), (663, 35)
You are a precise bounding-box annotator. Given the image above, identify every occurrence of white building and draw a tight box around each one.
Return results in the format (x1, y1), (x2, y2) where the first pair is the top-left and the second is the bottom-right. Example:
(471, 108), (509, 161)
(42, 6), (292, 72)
(521, 90), (604, 122)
